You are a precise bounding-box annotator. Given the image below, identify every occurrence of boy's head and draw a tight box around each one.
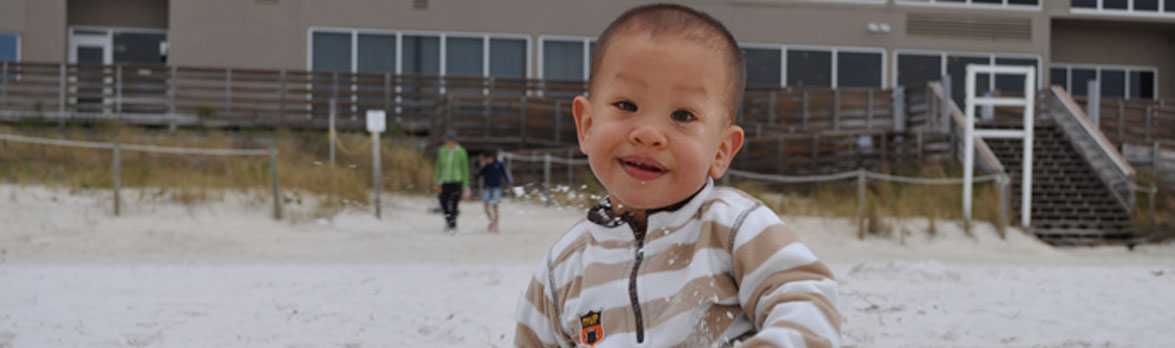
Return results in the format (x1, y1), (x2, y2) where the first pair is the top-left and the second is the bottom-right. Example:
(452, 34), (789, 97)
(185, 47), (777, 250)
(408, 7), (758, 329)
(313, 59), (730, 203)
(572, 3), (746, 210)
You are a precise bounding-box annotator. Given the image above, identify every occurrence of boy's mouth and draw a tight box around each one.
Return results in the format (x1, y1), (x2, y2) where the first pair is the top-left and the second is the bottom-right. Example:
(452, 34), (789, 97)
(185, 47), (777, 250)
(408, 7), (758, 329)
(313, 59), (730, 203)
(618, 156), (667, 181)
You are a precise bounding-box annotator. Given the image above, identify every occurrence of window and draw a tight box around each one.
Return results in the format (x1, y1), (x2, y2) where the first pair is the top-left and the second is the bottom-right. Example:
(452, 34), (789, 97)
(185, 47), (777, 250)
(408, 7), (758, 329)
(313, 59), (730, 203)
(837, 51), (883, 88)
(1050, 67), (1068, 90)
(898, 0), (1040, 7)
(113, 32), (166, 64)
(1071, 0), (1174, 14)
(787, 49), (832, 88)
(994, 57), (1039, 96)
(445, 37), (483, 77)
(310, 29), (530, 78)
(402, 34), (440, 75)
(896, 53), (942, 89)
(542, 39), (585, 81)
(312, 32), (351, 72)
(490, 38), (526, 78)
(0, 33), (17, 62)
(1053, 64), (1157, 99)
(358, 33), (396, 73)
(742, 47), (782, 88)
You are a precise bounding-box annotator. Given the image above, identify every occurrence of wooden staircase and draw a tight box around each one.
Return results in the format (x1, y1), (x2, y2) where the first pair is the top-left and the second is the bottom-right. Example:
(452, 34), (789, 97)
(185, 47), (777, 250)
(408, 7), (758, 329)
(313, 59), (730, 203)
(984, 121), (1137, 245)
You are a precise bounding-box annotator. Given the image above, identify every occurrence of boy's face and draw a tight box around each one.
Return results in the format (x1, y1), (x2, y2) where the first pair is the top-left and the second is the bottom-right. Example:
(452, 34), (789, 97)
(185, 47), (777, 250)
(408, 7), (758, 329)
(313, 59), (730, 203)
(572, 33), (744, 210)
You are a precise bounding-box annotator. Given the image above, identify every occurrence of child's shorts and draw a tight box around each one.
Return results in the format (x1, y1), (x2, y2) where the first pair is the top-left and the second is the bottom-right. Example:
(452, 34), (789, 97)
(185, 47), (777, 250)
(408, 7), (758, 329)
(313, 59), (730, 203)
(482, 187), (503, 204)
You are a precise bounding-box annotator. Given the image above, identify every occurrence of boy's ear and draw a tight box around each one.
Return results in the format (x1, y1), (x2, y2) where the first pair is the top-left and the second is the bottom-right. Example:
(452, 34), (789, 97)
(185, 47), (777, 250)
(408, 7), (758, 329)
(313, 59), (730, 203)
(708, 124), (745, 179)
(572, 95), (593, 155)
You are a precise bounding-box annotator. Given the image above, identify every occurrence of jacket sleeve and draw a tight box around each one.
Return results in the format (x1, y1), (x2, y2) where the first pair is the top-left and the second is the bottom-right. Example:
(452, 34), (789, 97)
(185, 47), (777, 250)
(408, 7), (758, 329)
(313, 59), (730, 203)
(458, 147), (471, 188)
(514, 258), (571, 347)
(731, 206), (841, 348)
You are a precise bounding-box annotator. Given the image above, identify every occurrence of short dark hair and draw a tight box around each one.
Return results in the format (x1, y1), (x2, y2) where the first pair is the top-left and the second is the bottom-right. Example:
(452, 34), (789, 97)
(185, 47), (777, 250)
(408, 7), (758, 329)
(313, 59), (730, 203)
(589, 3), (746, 122)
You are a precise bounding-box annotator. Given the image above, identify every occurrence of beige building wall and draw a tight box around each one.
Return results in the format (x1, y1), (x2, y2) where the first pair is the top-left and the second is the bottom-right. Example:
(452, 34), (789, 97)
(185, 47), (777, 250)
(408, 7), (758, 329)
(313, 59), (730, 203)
(0, 0), (67, 62)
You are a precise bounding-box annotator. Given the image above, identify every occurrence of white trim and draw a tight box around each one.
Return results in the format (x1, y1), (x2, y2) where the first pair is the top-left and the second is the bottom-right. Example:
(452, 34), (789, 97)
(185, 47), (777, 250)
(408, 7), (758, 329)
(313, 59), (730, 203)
(70, 25), (167, 34)
(896, 0), (1042, 11)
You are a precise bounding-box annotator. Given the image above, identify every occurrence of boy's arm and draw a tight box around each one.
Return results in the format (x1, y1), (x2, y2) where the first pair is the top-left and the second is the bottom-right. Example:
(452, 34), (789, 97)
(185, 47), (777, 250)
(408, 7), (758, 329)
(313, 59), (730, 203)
(514, 259), (570, 347)
(732, 206), (841, 348)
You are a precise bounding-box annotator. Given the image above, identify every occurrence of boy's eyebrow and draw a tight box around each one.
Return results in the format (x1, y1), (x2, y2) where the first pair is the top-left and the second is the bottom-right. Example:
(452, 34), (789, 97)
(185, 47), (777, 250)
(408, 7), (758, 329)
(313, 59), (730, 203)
(613, 72), (649, 88)
(672, 83), (707, 97)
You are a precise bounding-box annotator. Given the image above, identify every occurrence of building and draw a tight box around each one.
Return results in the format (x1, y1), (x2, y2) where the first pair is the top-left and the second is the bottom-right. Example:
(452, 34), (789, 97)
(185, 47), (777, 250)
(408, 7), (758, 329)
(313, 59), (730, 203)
(1, 0), (1173, 100)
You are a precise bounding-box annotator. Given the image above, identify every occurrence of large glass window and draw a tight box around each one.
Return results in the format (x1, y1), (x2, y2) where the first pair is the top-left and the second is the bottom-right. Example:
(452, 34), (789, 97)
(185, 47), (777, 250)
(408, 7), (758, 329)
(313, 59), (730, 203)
(358, 33), (396, 73)
(542, 40), (584, 81)
(1054, 65), (1157, 99)
(742, 47), (781, 88)
(113, 32), (166, 64)
(947, 55), (991, 105)
(993, 57), (1039, 96)
(0, 33), (18, 62)
(489, 38), (526, 78)
(897, 53), (942, 89)
(402, 35), (441, 75)
(1072, 0), (1172, 13)
(1050, 67), (1068, 90)
(787, 49), (831, 88)
(312, 32), (352, 72)
(445, 37), (483, 77)
(837, 51), (883, 88)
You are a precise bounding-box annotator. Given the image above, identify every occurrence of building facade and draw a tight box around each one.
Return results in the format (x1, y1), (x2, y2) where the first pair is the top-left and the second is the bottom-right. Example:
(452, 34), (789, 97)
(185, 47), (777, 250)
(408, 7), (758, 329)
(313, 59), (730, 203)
(1, 0), (1174, 99)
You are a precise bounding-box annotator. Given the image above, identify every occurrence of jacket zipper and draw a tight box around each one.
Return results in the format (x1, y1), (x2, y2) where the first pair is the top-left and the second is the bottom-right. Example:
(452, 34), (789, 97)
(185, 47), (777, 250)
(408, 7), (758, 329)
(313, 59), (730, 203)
(629, 228), (647, 344)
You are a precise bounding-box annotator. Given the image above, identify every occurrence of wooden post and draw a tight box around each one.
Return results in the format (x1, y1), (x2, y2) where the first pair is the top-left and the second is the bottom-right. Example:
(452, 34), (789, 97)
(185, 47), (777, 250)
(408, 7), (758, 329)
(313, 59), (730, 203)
(1145, 105), (1153, 142)
(270, 142), (283, 220)
(112, 142), (122, 217)
(856, 169), (866, 240)
(520, 96), (529, 145)
(768, 91), (777, 125)
(832, 89), (841, 130)
(115, 65), (123, 116)
(1148, 186), (1157, 234)
(224, 68), (232, 115)
(1118, 99), (1125, 143)
(1, 61), (7, 108)
(329, 99), (337, 166)
(58, 63), (66, 119)
(553, 100), (562, 145)
(801, 89), (810, 130)
(543, 153), (552, 188)
(776, 137), (785, 173)
(1152, 141), (1160, 180)
(916, 130), (925, 160)
(372, 131), (382, 219)
(278, 69), (287, 127)
(997, 174), (1009, 237)
(169, 65), (178, 132)
(384, 72), (392, 112)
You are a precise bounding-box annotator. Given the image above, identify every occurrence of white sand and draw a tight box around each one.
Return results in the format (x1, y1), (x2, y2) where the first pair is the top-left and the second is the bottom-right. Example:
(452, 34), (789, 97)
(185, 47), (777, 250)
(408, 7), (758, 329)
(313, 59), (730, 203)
(1, 185), (1173, 347)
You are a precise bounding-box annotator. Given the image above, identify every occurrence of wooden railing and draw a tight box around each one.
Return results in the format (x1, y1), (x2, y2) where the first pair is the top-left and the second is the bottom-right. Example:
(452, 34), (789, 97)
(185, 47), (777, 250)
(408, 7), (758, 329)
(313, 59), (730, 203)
(1048, 87), (1136, 213)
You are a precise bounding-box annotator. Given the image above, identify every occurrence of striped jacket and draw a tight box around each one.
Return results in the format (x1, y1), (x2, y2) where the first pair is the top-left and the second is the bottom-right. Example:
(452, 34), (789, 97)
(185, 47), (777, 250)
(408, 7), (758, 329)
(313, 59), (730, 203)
(515, 180), (841, 347)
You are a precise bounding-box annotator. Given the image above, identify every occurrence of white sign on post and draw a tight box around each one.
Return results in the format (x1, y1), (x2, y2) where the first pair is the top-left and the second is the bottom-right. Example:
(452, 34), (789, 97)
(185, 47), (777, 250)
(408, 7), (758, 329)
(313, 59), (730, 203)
(366, 110), (386, 133)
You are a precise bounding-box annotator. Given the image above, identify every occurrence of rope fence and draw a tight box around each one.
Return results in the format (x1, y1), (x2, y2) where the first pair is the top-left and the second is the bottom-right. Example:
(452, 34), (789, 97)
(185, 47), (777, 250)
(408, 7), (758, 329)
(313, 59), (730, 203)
(501, 151), (1012, 237)
(0, 132), (282, 219)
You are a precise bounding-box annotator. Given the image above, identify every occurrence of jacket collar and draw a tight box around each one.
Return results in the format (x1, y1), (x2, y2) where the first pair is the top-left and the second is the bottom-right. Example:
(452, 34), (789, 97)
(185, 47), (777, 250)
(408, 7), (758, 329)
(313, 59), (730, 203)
(585, 178), (714, 235)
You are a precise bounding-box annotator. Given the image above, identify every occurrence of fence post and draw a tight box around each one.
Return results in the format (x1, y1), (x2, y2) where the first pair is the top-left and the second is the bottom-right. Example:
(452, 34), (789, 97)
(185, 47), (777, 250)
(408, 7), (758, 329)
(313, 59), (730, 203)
(520, 96), (528, 145)
(1087, 80), (1100, 126)
(169, 65), (178, 132)
(801, 89), (810, 130)
(329, 99), (336, 166)
(58, 63), (66, 119)
(115, 64), (123, 116)
(112, 142), (122, 217)
(1148, 186), (1157, 234)
(856, 169), (866, 240)
(941, 75), (952, 133)
(997, 173), (1009, 238)
(892, 88), (905, 132)
(224, 68), (233, 115)
(270, 142), (282, 220)
(372, 131), (382, 219)
(833, 89), (841, 130)
(768, 91), (777, 125)
(1145, 105), (1154, 142)
(278, 69), (287, 127)
(1, 61), (7, 108)
(1117, 99), (1125, 143)
(1152, 141), (1160, 180)
(543, 153), (552, 189)
(554, 100), (562, 145)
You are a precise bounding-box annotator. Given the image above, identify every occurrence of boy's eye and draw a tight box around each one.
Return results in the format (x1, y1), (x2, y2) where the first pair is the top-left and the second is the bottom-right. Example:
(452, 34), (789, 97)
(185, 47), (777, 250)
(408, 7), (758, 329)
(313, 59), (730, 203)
(671, 110), (697, 123)
(613, 100), (638, 112)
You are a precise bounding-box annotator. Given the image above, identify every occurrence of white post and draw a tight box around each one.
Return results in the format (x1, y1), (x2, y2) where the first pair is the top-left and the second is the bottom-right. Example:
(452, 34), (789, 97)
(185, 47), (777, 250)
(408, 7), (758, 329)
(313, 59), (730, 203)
(329, 99), (337, 167)
(1022, 68), (1036, 227)
(367, 110), (387, 219)
(1088, 80), (1101, 126)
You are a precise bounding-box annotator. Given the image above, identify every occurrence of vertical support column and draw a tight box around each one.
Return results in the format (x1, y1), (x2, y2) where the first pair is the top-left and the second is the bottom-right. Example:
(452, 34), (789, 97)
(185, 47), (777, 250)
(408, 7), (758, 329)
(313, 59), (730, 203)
(997, 173), (1009, 237)
(115, 65), (124, 117)
(112, 142), (122, 217)
(1021, 68), (1036, 228)
(768, 91), (777, 126)
(1145, 105), (1154, 142)
(58, 63), (67, 118)
(372, 131), (382, 219)
(329, 99), (337, 166)
(270, 142), (283, 220)
(1087, 80), (1101, 126)
(543, 153), (552, 189)
(832, 89), (841, 130)
(801, 89), (810, 130)
(962, 70), (975, 226)
(892, 88), (905, 132)
(553, 100), (562, 145)
(1, 61), (8, 109)
(224, 68), (232, 115)
(169, 66), (178, 132)
(278, 69), (287, 127)
(856, 169), (866, 240)
(1148, 186), (1157, 234)
(1117, 99), (1126, 144)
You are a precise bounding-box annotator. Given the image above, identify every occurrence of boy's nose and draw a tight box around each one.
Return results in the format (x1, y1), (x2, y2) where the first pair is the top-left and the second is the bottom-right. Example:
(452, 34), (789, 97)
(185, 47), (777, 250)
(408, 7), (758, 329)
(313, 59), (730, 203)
(629, 125), (667, 148)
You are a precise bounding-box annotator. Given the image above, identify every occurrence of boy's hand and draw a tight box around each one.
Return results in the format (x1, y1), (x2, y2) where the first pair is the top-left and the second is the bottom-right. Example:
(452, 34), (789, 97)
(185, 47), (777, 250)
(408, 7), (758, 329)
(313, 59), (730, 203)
(462, 187), (472, 200)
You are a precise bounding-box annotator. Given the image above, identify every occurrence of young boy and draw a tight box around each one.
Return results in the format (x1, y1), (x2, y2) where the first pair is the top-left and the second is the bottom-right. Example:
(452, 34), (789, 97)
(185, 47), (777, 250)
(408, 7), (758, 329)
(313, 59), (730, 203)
(475, 151), (512, 233)
(514, 4), (840, 348)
